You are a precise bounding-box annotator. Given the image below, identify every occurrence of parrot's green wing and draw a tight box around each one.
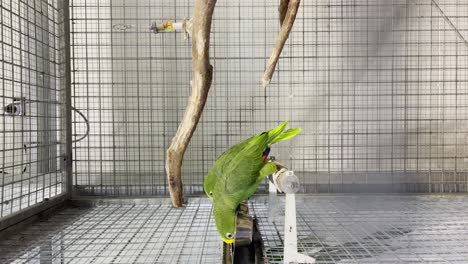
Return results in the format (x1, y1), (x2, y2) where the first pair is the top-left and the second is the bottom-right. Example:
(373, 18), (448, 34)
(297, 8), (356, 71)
(208, 120), (289, 181)
(205, 121), (301, 199)
(215, 121), (288, 179)
(214, 133), (269, 207)
(203, 136), (254, 198)
(213, 136), (253, 176)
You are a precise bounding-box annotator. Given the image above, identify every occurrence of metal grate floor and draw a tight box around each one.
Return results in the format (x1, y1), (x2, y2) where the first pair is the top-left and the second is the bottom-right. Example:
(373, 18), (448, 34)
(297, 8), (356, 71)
(0, 198), (221, 264)
(1, 195), (468, 263)
(252, 195), (468, 264)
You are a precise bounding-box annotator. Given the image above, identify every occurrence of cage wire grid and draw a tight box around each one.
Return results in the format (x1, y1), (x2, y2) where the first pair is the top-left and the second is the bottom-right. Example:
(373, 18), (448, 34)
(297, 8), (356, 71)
(69, 0), (468, 197)
(1, 0), (68, 218)
(1, 0), (468, 263)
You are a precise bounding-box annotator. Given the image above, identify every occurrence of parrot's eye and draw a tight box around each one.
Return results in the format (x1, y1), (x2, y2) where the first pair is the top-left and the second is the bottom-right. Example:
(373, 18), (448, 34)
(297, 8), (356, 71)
(209, 191), (213, 196)
(226, 233), (233, 239)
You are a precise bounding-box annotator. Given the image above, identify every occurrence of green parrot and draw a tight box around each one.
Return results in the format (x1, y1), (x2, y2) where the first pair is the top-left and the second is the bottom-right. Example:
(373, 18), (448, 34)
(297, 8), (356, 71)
(203, 121), (300, 199)
(204, 121), (301, 244)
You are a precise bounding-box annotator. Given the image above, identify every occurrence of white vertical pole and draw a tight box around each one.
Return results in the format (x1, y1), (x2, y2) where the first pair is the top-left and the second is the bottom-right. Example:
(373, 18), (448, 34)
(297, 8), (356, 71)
(270, 165), (315, 263)
(283, 194), (315, 264)
(269, 180), (277, 222)
(283, 193), (298, 262)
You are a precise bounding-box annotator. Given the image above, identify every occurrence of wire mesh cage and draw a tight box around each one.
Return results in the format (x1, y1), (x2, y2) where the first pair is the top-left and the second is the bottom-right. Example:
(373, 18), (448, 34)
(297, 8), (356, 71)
(70, 0), (468, 197)
(1, 0), (468, 263)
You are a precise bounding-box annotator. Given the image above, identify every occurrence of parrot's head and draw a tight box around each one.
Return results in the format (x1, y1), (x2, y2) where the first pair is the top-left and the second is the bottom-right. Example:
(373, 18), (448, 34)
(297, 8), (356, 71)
(203, 171), (216, 199)
(213, 203), (236, 244)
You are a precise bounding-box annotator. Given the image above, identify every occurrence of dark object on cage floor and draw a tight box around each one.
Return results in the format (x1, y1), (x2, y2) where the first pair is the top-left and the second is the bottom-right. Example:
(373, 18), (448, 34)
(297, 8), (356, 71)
(223, 202), (266, 264)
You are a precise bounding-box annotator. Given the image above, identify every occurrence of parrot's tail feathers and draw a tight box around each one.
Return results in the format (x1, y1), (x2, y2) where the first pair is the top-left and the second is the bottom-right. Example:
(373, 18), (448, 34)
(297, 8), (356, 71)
(269, 128), (301, 145)
(267, 121), (289, 141)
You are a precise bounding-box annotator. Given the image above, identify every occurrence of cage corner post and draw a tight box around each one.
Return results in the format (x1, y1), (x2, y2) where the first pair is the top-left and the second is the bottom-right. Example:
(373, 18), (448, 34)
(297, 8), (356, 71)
(58, 0), (73, 198)
(165, 0), (217, 208)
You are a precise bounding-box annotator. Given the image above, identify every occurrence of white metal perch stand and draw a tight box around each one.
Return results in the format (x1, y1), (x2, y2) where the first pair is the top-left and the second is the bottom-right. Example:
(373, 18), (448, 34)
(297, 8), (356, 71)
(269, 163), (316, 264)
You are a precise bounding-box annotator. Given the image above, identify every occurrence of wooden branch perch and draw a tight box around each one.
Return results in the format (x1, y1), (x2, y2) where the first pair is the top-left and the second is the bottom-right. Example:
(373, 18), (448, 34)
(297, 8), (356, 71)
(279, 0), (290, 26)
(166, 0), (217, 208)
(262, 0), (300, 88)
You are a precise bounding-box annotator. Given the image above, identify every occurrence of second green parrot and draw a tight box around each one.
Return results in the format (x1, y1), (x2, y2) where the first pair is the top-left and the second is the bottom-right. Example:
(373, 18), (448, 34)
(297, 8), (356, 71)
(203, 121), (301, 244)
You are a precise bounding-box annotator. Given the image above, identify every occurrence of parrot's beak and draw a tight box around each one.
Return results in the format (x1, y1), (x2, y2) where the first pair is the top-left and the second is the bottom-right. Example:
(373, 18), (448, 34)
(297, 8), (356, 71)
(222, 237), (235, 244)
